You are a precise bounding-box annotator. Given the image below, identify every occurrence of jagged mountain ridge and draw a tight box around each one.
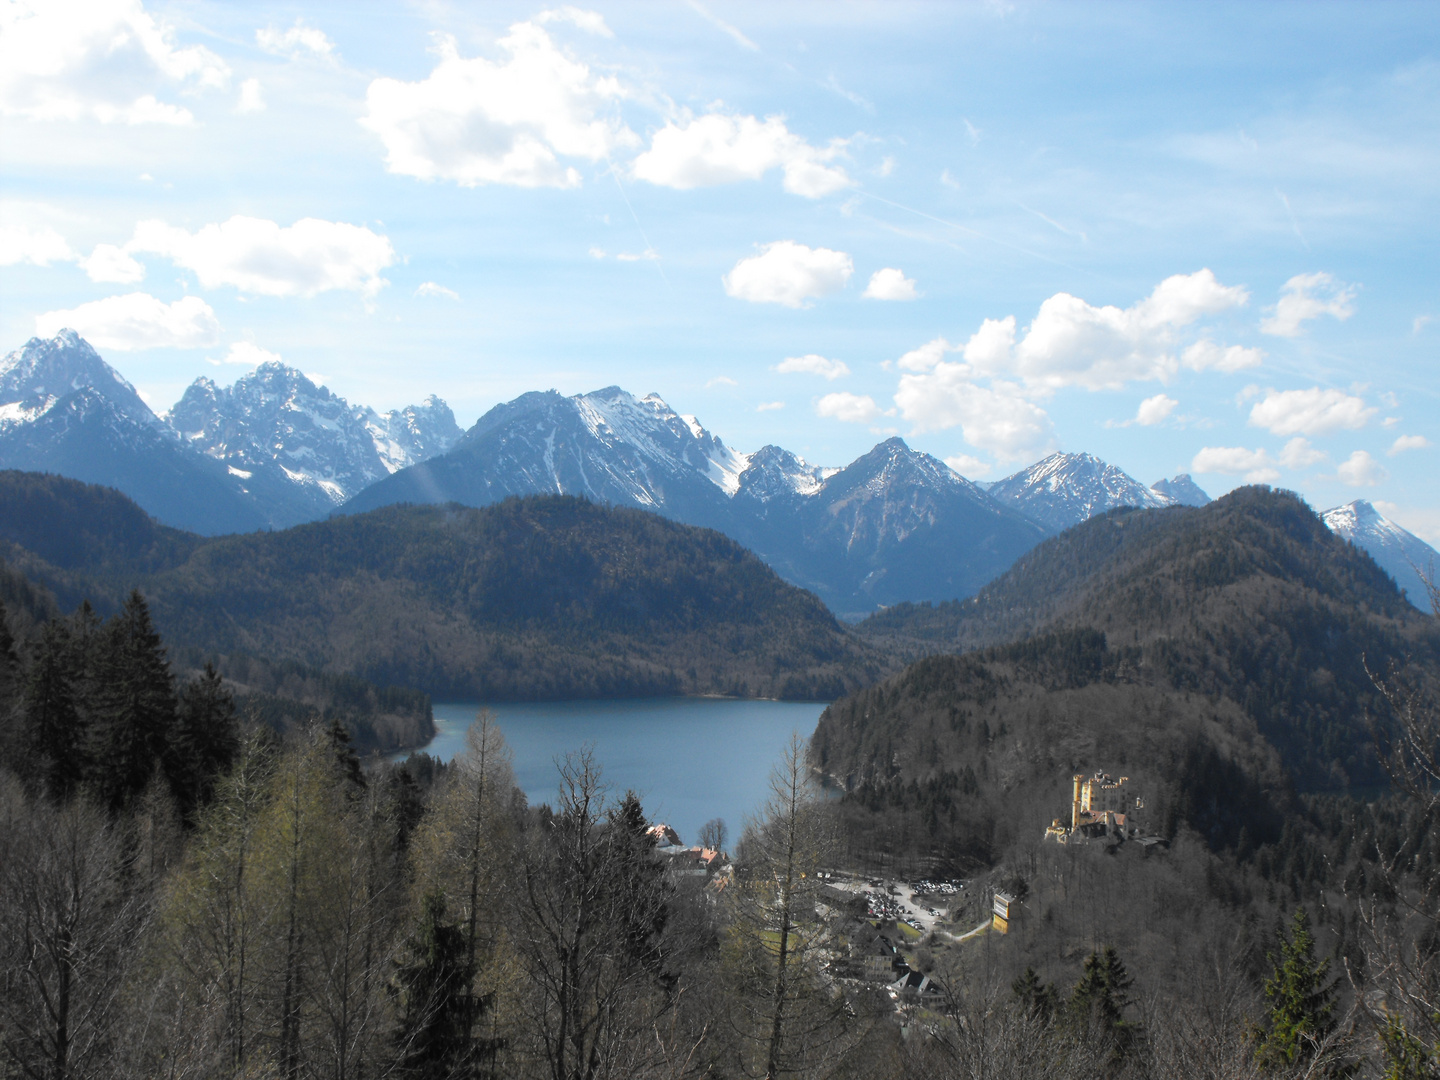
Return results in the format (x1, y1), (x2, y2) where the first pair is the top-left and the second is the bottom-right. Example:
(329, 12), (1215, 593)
(0, 331), (458, 533)
(168, 362), (460, 519)
(1323, 499), (1438, 610)
(1151, 472), (1211, 508)
(989, 451), (1176, 533)
(343, 387), (1048, 615)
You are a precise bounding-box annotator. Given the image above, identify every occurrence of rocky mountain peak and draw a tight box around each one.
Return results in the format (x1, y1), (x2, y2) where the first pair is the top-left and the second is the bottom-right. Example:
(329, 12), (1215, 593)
(990, 450), (1168, 533)
(1151, 473), (1212, 507)
(1, 329), (160, 433)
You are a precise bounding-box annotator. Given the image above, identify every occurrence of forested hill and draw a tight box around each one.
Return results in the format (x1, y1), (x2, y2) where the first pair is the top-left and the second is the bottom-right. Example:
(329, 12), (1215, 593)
(821, 487), (1440, 849)
(858, 485), (1415, 651)
(0, 472), (889, 700)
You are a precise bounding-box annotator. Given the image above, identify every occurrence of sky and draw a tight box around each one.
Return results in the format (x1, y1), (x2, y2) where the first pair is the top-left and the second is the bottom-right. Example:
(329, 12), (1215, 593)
(2, 1), (1437, 538)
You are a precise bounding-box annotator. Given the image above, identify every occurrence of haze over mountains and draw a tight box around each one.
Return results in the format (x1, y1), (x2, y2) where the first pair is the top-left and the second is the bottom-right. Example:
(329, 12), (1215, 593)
(3, 330), (1435, 614)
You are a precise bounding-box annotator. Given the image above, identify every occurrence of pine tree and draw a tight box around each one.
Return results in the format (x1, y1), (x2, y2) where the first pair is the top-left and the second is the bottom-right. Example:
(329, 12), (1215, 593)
(391, 892), (496, 1078)
(325, 716), (367, 797)
(169, 662), (240, 818)
(87, 591), (177, 813)
(1012, 967), (1057, 1021)
(1257, 906), (1338, 1071)
(1070, 946), (1140, 1060)
(24, 619), (86, 802)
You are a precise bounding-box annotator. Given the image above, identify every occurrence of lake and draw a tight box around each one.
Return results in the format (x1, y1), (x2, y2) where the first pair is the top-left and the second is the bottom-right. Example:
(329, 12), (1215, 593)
(393, 698), (830, 848)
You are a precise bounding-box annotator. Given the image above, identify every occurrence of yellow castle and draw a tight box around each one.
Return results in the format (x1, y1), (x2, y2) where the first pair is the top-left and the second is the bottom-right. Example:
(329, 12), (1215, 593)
(1045, 771), (1143, 843)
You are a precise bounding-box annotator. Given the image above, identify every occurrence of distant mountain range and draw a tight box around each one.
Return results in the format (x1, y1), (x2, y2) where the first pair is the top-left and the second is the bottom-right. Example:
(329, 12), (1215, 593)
(0, 331), (461, 533)
(2, 330), (1434, 614)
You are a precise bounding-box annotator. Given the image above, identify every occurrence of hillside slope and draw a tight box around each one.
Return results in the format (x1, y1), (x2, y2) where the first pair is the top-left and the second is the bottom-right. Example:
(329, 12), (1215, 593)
(844, 487), (1438, 798)
(1, 474), (889, 701)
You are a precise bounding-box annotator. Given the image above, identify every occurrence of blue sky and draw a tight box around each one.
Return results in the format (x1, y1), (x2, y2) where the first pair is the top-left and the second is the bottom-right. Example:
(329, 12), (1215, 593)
(3, 1), (1437, 537)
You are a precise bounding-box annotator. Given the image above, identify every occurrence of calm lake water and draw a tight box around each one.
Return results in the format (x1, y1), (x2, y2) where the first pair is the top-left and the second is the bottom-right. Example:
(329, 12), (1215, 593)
(393, 698), (830, 847)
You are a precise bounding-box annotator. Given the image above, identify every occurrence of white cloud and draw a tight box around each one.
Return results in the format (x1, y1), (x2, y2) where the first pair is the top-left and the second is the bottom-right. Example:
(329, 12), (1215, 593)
(1191, 446), (1280, 484)
(1414, 315), (1433, 335)
(616, 248), (659, 261)
(212, 341), (282, 367)
(236, 78), (264, 114)
(0, 217), (73, 266)
(633, 113), (850, 198)
(256, 19), (336, 58)
(945, 453), (992, 478)
(1260, 272), (1357, 337)
(776, 354), (849, 380)
(705, 376), (737, 388)
(893, 369), (1055, 461)
(1389, 434), (1430, 456)
(756, 400), (784, 412)
(722, 241), (852, 308)
(1, 0), (228, 124)
(816, 392), (883, 424)
(36, 292), (219, 351)
(415, 281), (460, 300)
(588, 246), (606, 259)
(537, 7), (613, 36)
(980, 270), (1250, 395)
(129, 216), (395, 297)
(1337, 449), (1387, 487)
(897, 336), (957, 372)
(1182, 339), (1264, 372)
(862, 267), (918, 301)
(360, 19), (635, 189)
(1278, 437), (1326, 468)
(80, 243), (144, 283)
(1247, 387), (1376, 437)
(1135, 394), (1178, 426)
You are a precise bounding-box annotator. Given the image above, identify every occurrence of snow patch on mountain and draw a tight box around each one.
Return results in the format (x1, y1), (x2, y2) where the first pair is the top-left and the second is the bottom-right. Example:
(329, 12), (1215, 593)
(1, 329), (162, 434)
(1151, 473), (1211, 507)
(989, 451), (1169, 533)
(1323, 499), (1438, 610)
(168, 362), (459, 505)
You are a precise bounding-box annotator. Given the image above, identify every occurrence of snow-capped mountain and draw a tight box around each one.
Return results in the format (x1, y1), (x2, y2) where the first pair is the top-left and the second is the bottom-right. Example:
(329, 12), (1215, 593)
(1151, 473), (1211, 507)
(1322, 500), (1438, 611)
(0, 331), (270, 534)
(734, 445), (830, 505)
(365, 395), (462, 474)
(771, 438), (1047, 614)
(0, 328), (158, 433)
(988, 451), (1173, 533)
(344, 389), (1047, 615)
(346, 386), (747, 530)
(168, 363), (460, 516)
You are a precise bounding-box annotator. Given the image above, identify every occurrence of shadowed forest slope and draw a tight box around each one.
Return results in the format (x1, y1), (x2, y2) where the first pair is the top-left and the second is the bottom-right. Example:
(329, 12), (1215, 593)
(0, 472), (890, 701)
(850, 487), (1438, 793)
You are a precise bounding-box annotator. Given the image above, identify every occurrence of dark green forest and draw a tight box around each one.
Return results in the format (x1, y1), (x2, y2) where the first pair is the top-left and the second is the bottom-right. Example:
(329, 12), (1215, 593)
(0, 471), (891, 702)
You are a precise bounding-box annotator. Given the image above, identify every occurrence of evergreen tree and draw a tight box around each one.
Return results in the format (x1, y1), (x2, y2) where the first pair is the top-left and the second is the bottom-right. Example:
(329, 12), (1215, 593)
(87, 591), (177, 813)
(0, 597), (17, 711)
(23, 619), (86, 802)
(169, 662), (240, 818)
(326, 716), (368, 797)
(604, 790), (670, 978)
(1012, 967), (1057, 1021)
(1070, 946), (1140, 1060)
(391, 892), (496, 1079)
(1257, 906), (1338, 1071)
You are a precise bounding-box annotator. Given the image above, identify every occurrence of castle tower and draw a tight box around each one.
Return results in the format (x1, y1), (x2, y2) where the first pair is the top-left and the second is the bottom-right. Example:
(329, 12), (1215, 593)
(1071, 774), (1083, 831)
